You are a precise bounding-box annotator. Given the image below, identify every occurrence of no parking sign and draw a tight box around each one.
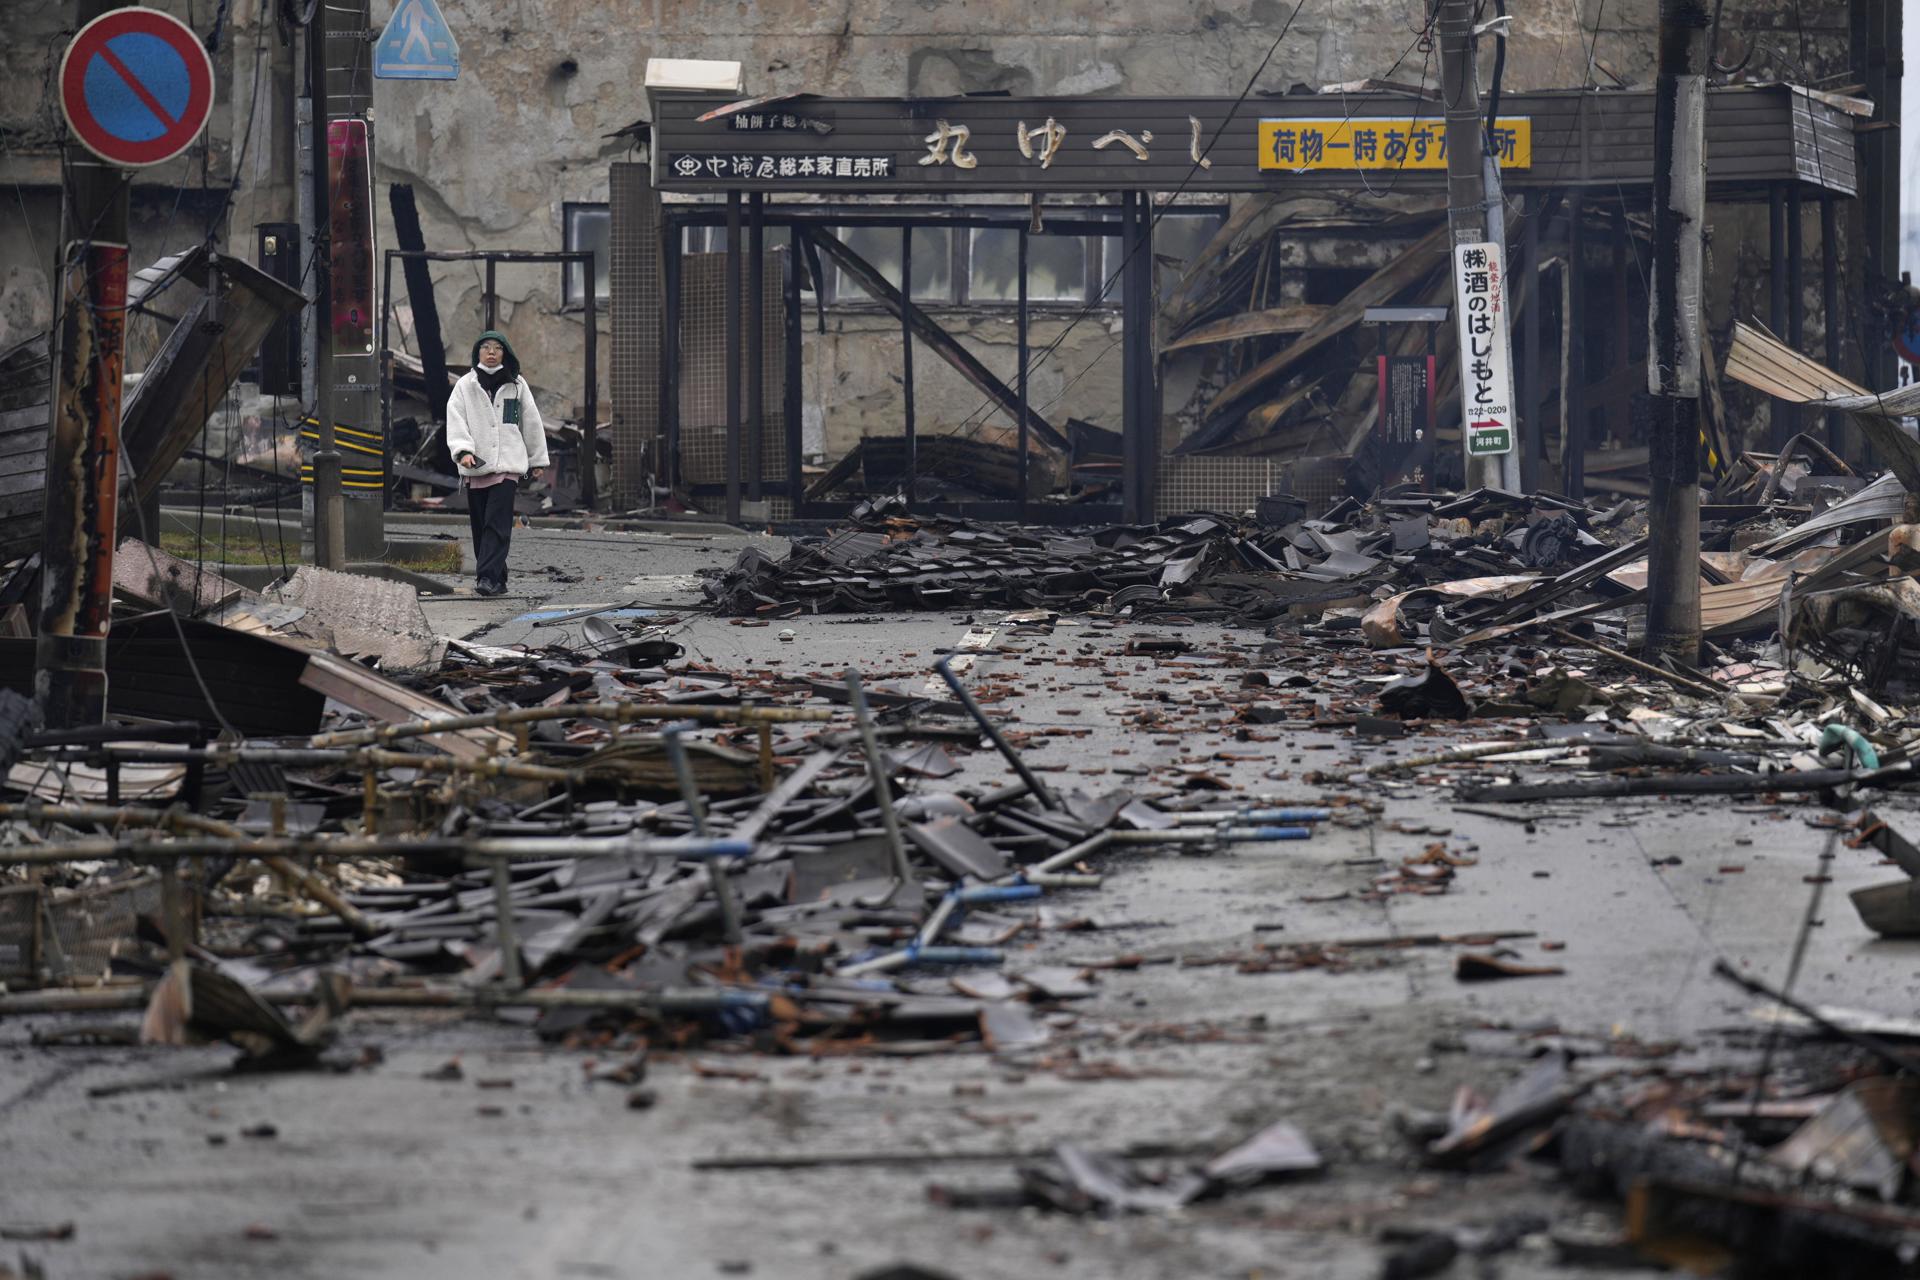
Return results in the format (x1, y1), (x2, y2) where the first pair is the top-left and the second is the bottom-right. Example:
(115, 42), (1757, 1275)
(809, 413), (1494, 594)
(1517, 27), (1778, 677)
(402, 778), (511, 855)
(59, 7), (214, 168)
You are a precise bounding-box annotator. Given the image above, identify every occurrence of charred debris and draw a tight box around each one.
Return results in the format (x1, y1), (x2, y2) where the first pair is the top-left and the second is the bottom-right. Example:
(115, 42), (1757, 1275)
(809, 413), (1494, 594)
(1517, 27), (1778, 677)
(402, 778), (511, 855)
(13, 393), (1920, 1269)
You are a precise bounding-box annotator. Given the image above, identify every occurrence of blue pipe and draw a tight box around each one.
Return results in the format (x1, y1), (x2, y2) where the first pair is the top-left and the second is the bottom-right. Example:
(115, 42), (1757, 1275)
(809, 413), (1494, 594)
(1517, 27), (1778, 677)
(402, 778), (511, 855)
(1236, 807), (1331, 824)
(911, 945), (1004, 966)
(956, 884), (1043, 905)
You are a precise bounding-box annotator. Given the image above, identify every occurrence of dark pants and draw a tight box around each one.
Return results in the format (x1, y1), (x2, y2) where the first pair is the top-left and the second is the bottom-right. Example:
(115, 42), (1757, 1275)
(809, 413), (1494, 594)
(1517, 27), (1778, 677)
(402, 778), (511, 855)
(467, 479), (517, 589)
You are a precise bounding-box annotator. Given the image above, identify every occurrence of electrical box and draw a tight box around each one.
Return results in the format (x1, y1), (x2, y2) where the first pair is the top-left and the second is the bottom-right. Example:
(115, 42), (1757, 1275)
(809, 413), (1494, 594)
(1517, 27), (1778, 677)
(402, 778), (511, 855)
(256, 222), (301, 396)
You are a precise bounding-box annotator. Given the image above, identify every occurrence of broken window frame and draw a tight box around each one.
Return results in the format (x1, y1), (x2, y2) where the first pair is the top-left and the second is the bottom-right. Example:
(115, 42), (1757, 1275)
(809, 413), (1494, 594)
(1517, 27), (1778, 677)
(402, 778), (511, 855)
(1100, 211), (1226, 302)
(684, 226), (816, 297)
(827, 224), (959, 305)
(669, 203), (1224, 314)
(966, 226), (1096, 304)
(561, 202), (611, 308)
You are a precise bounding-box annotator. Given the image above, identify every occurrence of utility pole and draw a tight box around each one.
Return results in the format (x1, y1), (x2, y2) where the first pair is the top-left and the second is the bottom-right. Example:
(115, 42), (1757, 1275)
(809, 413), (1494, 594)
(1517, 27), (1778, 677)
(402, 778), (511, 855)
(304, 1), (345, 570)
(35, 0), (130, 728)
(1437, 0), (1520, 491)
(1644, 0), (1710, 663)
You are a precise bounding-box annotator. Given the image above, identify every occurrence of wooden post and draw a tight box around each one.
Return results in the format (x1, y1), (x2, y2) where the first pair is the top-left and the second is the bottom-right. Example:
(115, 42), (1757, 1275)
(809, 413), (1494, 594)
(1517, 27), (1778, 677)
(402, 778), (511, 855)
(582, 251), (598, 512)
(1610, 205), (1631, 448)
(900, 226), (916, 504)
(35, 0), (129, 729)
(785, 225), (804, 508)
(724, 193), (743, 523)
(1563, 196), (1587, 499)
(747, 193), (764, 505)
(1820, 195), (1845, 454)
(1017, 226), (1030, 518)
(1768, 184), (1789, 448)
(1520, 192), (1542, 493)
(663, 219), (682, 497)
(1786, 183), (1805, 447)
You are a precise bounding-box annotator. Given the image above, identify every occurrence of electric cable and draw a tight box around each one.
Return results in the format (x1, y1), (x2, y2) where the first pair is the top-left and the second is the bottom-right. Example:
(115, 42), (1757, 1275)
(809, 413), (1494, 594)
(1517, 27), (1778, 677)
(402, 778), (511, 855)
(937, 0), (1314, 443)
(1029, 20), (1442, 430)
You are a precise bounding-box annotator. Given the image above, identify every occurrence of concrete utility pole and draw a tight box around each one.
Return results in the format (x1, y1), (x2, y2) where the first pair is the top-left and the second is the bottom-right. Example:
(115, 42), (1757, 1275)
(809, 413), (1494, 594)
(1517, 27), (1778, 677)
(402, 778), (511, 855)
(1644, 0), (1710, 663)
(301, 0), (380, 564)
(35, 0), (129, 728)
(305, 2), (345, 570)
(1437, 0), (1521, 491)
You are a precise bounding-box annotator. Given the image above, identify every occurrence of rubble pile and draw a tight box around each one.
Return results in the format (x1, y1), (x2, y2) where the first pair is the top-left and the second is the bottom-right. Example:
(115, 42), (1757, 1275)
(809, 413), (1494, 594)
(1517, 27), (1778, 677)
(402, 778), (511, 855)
(17, 421), (1920, 1272)
(705, 491), (1629, 621)
(0, 588), (1368, 1065)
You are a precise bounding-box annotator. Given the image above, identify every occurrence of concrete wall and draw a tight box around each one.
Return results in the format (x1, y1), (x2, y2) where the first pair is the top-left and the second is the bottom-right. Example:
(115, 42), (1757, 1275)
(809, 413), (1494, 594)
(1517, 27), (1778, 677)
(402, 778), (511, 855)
(800, 308), (1125, 458)
(0, 0), (1871, 459)
(360, 0), (1660, 440)
(0, 0), (271, 351)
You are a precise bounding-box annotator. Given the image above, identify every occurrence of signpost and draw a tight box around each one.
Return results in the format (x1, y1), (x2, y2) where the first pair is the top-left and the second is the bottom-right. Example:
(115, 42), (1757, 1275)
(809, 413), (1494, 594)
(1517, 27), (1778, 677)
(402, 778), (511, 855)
(1363, 305), (1446, 487)
(1451, 240), (1517, 461)
(373, 0), (459, 80)
(58, 6), (214, 167)
(1894, 302), (1920, 368)
(1380, 355), (1436, 444)
(40, 5), (213, 727)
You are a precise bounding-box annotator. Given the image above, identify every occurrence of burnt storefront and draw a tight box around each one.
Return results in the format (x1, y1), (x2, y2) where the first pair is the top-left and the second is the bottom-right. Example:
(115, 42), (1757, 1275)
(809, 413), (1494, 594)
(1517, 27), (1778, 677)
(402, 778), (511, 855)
(609, 84), (1860, 521)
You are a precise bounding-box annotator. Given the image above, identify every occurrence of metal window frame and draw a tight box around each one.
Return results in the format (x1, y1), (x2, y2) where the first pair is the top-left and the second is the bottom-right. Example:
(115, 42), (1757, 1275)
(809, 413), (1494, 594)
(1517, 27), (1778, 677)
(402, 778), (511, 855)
(1099, 209), (1225, 301)
(965, 224), (1099, 306)
(561, 202), (612, 308)
(719, 202), (1221, 312)
(659, 200), (1171, 526)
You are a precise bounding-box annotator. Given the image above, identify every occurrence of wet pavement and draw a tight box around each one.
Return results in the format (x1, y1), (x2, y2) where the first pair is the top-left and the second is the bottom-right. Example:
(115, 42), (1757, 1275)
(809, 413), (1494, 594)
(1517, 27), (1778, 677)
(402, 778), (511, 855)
(4, 522), (1912, 1280)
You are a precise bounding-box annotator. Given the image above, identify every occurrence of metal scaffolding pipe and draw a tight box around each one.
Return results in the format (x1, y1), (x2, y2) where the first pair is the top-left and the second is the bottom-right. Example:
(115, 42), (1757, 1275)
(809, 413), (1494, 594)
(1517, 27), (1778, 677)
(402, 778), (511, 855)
(308, 701), (833, 749)
(0, 984), (771, 1017)
(0, 833), (754, 866)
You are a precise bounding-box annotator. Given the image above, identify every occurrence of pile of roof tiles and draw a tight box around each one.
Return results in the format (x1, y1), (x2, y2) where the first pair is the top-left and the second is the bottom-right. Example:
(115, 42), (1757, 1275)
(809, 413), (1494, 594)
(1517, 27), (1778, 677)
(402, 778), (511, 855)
(702, 492), (1628, 622)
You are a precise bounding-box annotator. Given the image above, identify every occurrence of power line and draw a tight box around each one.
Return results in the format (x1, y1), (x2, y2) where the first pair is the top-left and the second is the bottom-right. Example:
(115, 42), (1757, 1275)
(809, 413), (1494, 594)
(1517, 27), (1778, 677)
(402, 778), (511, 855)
(942, 0), (1314, 440)
(1031, 22), (1443, 429)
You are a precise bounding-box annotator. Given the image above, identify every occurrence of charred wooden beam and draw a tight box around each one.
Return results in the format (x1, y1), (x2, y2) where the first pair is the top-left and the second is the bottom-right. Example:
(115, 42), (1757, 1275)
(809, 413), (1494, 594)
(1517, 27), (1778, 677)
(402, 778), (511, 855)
(802, 227), (1068, 453)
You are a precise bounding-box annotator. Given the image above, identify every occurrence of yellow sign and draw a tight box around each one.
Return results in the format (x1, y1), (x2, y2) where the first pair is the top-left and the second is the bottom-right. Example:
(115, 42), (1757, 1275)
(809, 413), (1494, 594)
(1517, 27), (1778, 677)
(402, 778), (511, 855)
(1257, 117), (1531, 171)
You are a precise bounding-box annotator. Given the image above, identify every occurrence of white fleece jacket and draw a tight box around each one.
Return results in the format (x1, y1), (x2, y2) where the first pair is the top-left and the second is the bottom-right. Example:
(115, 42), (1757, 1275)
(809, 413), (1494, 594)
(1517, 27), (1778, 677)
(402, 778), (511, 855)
(445, 370), (549, 479)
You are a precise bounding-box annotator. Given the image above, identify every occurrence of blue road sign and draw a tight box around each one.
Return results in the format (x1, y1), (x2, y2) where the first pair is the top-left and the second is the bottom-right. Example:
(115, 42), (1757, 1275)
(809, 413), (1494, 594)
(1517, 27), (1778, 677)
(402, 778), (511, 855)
(1896, 306), (1920, 367)
(59, 8), (215, 167)
(374, 0), (459, 81)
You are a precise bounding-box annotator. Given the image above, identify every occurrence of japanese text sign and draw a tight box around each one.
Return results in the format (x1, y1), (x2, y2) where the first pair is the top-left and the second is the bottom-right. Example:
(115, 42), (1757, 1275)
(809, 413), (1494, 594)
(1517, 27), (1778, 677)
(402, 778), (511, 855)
(1452, 241), (1516, 457)
(1258, 117), (1530, 172)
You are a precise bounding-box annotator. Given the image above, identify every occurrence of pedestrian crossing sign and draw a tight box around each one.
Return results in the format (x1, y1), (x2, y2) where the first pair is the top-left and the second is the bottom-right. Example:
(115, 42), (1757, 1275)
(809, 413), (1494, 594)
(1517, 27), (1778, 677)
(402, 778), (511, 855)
(374, 0), (459, 81)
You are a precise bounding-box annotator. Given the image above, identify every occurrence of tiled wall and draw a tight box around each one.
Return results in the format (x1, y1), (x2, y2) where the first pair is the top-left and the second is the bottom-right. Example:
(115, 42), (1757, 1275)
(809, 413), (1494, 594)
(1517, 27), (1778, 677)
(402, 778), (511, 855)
(676, 250), (788, 487)
(1153, 455), (1280, 516)
(607, 162), (660, 507)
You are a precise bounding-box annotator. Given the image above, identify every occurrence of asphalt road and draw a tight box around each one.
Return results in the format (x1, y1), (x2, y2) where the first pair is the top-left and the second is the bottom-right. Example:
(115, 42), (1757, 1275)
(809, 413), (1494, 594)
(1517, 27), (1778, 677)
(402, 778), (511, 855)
(4, 523), (1911, 1280)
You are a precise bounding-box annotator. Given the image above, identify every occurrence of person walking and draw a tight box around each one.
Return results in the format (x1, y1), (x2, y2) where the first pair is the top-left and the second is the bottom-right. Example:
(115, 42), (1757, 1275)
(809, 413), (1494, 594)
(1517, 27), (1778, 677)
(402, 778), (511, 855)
(446, 330), (547, 596)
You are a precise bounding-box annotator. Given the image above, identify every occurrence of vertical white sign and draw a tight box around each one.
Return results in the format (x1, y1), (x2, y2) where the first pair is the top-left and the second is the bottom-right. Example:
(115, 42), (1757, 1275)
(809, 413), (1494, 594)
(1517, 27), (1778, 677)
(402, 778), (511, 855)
(1453, 240), (1517, 457)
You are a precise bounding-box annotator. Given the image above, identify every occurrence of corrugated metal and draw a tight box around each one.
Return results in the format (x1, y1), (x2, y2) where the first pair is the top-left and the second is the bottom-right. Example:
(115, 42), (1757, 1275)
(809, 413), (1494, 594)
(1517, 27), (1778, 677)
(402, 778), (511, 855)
(0, 615), (326, 736)
(654, 85), (1855, 197)
(0, 246), (226, 567)
(0, 333), (52, 565)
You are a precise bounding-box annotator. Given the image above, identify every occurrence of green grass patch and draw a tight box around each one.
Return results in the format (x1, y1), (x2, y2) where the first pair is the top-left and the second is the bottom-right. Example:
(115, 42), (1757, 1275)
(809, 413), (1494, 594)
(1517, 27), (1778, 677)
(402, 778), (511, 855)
(396, 541), (464, 574)
(159, 528), (298, 567)
(156, 530), (464, 574)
